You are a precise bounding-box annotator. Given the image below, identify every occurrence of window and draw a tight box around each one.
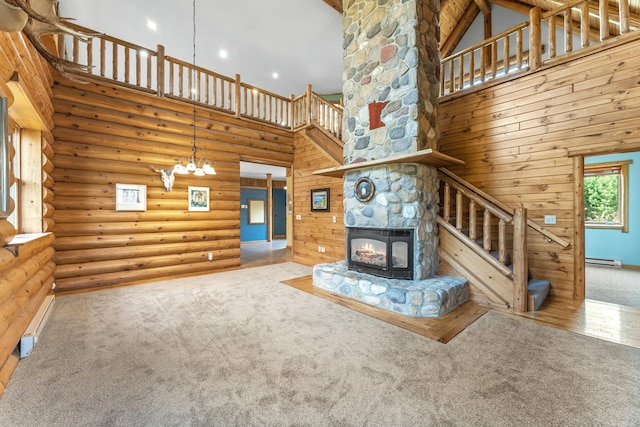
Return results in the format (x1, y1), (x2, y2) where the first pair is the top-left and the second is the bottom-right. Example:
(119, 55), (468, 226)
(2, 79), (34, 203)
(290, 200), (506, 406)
(584, 160), (631, 232)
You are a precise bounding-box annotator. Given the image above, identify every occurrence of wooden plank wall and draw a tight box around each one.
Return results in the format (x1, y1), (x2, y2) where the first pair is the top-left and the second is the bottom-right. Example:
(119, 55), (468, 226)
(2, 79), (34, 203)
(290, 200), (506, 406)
(0, 31), (55, 395)
(292, 132), (344, 265)
(438, 35), (640, 301)
(51, 79), (294, 291)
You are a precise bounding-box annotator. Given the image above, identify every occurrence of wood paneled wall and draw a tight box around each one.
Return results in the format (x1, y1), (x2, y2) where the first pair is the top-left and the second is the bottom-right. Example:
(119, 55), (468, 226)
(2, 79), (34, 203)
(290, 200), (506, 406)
(438, 34), (640, 300)
(51, 79), (293, 291)
(0, 31), (55, 395)
(292, 132), (344, 265)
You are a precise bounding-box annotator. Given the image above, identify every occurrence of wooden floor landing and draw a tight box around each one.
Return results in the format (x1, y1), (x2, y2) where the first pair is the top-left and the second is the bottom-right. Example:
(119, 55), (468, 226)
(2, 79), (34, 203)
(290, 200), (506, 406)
(281, 276), (640, 349)
(280, 276), (488, 343)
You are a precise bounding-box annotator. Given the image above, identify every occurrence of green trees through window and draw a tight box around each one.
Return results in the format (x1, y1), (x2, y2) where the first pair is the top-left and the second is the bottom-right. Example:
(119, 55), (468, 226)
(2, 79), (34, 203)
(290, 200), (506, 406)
(584, 160), (631, 231)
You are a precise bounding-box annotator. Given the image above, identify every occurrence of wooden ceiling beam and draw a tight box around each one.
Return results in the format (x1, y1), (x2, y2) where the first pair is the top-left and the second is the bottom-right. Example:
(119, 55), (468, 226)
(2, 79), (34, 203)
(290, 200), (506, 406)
(441, 3), (481, 58)
(323, 0), (343, 14)
(473, 0), (492, 15)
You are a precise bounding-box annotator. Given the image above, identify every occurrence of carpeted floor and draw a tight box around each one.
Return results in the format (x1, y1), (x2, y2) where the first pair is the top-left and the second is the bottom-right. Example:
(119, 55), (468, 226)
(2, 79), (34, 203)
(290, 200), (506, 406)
(586, 265), (640, 307)
(1, 262), (639, 426)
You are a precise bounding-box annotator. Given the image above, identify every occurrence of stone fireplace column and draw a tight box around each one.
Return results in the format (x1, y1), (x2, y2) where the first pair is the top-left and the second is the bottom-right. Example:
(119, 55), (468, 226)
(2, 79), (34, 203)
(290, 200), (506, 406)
(342, 0), (442, 280)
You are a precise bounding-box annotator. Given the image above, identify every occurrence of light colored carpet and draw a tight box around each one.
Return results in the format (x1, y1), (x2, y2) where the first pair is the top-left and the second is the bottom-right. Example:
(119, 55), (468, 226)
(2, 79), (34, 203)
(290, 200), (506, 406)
(1, 262), (639, 426)
(586, 265), (640, 307)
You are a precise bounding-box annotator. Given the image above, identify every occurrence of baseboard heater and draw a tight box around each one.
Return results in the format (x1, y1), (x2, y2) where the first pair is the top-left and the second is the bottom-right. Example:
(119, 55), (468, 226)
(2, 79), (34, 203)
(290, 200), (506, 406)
(585, 258), (622, 267)
(19, 294), (55, 358)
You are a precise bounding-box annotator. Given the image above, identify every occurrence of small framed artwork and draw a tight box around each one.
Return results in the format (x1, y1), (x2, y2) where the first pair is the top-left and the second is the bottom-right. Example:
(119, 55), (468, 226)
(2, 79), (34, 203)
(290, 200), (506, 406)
(115, 183), (147, 211)
(188, 186), (210, 212)
(310, 188), (330, 212)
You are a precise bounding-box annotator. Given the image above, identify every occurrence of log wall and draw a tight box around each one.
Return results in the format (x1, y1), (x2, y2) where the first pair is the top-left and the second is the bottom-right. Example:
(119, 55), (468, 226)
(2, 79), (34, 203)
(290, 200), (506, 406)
(0, 31), (55, 395)
(292, 132), (344, 265)
(51, 79), (294, 291)
(438, 34), (640, 300)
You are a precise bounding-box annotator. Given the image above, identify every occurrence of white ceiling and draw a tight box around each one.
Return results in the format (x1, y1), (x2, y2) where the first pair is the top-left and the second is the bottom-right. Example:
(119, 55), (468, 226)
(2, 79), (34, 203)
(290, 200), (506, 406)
(57, 0), (343, 97)
(58, 0), (342, 180)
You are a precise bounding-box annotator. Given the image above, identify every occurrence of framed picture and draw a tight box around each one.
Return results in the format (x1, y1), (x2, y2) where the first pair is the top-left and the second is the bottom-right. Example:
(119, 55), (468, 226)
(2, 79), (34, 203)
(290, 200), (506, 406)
(188, 186), (210, 211)
(248, 199), (265, 224)
(115, 183), (146, 211)
(310, 188), (330, 212)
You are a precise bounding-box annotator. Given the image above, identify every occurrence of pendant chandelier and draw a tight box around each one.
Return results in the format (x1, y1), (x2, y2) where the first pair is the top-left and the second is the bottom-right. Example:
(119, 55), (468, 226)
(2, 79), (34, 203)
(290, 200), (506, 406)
(174, 0), (215, 177)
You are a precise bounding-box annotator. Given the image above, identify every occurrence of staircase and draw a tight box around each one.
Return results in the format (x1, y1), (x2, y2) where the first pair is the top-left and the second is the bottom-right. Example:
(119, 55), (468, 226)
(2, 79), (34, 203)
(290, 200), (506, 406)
(437, 169), (560, 311)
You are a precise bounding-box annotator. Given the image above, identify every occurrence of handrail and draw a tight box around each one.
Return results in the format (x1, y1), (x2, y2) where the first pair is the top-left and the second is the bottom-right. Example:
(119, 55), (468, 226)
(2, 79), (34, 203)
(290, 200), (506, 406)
(440, 0), (636, 97)
(440, 168), (571, 247)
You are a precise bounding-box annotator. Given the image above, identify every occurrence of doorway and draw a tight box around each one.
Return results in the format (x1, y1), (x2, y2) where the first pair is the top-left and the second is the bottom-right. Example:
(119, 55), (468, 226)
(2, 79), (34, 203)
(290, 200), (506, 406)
(583, 151), (640, 308)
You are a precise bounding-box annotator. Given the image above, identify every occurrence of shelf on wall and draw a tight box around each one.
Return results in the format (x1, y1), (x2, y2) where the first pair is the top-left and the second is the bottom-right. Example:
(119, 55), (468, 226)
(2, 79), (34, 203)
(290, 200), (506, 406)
(312, 149), (464, 178)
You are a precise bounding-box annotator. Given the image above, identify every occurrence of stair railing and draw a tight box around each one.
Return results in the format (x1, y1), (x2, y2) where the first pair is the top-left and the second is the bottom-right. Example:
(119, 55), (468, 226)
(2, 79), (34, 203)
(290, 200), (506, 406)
(438, 171), (529, 311)
(440, 0), (636, 97)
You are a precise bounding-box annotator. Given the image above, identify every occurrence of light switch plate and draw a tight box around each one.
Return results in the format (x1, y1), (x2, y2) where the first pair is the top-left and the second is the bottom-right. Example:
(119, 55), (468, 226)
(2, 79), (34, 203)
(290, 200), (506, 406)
(544, 215), (556, 225)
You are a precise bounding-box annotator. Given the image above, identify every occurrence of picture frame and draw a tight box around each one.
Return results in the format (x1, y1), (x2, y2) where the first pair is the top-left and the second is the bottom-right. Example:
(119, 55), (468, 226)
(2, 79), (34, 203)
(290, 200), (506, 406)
(310, 188), (330, 212)
(188, 186), (210, 212)
(115, 183), (147, 211)
(248, 199), (265, 224)
(354, 177), (375, 203)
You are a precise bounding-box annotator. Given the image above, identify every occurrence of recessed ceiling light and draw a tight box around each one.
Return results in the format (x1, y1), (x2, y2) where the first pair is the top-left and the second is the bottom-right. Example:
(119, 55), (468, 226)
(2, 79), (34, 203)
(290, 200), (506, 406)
(272, 72), (279, 79)
(147, 19), (157, 31)
(219, 50), (228, 59)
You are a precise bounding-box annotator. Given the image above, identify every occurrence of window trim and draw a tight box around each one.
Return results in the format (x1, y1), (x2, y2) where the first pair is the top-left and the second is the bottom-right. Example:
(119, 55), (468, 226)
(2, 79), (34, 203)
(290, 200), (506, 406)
(584, 159), (631, 232)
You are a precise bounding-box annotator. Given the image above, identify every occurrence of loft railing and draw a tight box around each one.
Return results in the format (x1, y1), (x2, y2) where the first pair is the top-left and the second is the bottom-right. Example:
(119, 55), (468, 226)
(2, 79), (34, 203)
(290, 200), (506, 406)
(440, 0), (636, 96)
(61, 23), (344, 136)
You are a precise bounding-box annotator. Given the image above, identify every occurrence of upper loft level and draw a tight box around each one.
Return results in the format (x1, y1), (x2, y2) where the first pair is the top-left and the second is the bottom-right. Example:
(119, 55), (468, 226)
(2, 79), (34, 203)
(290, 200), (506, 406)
(50, 0), (640, 138)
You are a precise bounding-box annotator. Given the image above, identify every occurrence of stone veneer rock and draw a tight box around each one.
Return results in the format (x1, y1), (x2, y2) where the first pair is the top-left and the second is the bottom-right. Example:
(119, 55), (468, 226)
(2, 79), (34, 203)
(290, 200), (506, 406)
(314, 262), (469, 318)
(342, 0), (440, 163)
(344, 163), (439, 279)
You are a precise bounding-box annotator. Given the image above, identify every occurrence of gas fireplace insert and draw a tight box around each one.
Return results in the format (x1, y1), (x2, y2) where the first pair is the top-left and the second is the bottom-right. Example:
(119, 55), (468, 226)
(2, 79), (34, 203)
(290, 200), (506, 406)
(347, 227), (414, 279)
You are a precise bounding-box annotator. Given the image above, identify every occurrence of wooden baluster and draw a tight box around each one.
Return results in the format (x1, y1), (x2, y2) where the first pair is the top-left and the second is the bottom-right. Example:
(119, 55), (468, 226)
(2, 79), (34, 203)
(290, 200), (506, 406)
(289, 94), (295, 130)
(469, 50), (475, 86)
(178, 65), (183, 98)
(498, 219), (506, 264)
(146, 52), (152, 90)
(599, 0), (610, 40)
(100, 38), (106, 77)
(469, 200), (477, 241)
(440, 63), (445, 94)
(564, 10), (573, 54)
(86, 38), (93, 74)
(135, 49), (141, 86)
(73, 37), (79, 64)
(124, 46), (130, 84)
(548, 17), (557, 59)
(580, 2), (590, 48)
(306, 85), (312, 126)
(491, 41), (497, 78)
(455, 191), (463, 231)
(112, 43), (118, 80)
(449, 57), (455, 91)
(443, 183), (451, 222)
(458, 54), (465, 89)
(512, 207), (528, 312)
(228, 81), (234, 113)
(516, 28), (523, 69)
(619, 0), (630, 34)
(483, 210), (491, 252)
(503, 34), (509, 75)
(480, 44), (486, 82)
(529, 7), (542, 70)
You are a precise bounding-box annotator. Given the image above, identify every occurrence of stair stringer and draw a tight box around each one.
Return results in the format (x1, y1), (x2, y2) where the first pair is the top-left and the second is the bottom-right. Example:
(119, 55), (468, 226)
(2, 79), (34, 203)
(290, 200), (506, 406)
(438, 224), (513, 308)
(300, 125), (344, 166)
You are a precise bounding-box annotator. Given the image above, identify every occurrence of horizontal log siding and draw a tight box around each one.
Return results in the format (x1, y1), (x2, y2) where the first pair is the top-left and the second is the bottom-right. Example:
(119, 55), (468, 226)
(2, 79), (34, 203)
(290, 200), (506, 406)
(438, 37), (640, 301)
(52, 79), (293, 291)
(0, 32), (55, 395)
(292, 133), (344, 266)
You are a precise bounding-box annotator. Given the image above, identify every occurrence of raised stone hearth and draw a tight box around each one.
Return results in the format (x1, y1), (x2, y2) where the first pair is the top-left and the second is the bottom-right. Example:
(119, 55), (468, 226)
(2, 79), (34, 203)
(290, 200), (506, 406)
(314, 262), (469, 318)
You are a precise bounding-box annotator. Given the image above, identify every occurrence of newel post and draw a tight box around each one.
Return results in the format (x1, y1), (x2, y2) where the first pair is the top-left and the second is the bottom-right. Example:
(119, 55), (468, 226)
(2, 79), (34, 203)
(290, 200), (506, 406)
(512, 207), (528, 312)
(528, 7), (542, 71)
(306, 84), (312, 127)
(156, 44), (165, 97)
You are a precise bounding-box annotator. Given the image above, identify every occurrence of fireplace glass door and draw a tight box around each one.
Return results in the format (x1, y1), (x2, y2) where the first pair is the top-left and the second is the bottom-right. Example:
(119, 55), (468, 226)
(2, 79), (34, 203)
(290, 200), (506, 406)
(347, 228), (413, 279)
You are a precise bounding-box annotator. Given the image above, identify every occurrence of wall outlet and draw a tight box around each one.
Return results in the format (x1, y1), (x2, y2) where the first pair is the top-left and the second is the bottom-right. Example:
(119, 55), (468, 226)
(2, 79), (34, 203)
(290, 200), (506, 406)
(320, 247), (326, 253)
(296, 214), (302, 220)
(208, 252), (213, 261)
(332, 216), (337, 223)
(544, 215), (556, 225)
(318, 246), (322, 252)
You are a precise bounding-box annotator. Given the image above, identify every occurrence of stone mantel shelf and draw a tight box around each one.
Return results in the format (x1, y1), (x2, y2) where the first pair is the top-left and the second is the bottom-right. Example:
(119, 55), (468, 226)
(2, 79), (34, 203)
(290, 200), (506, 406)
(312, 149), (464, 178)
